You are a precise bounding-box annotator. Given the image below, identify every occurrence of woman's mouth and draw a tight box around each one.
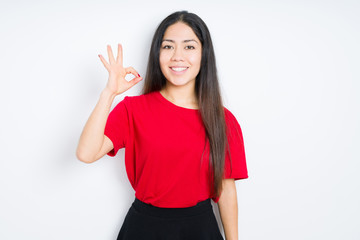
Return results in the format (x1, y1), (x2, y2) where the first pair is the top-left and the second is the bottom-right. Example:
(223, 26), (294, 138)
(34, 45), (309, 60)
(170, 67), (189, 74)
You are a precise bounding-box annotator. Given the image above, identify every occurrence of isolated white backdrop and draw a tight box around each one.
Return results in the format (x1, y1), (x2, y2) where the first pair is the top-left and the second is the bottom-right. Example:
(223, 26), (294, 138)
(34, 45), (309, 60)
(0, 0), (359, 239)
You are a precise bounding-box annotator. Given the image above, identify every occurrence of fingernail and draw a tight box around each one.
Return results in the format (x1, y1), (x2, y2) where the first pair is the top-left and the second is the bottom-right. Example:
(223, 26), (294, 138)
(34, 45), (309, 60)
(138, 74), (141, 77)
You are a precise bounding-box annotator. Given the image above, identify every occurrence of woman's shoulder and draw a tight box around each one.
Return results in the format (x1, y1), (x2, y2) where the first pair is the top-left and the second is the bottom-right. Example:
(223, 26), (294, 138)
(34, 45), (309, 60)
(223, 106), (237, 121)
(126, 90), (160, 99)
(119, 91), (159, 111)
(123, 91), (157, 103)
(223, 106), (243, 130)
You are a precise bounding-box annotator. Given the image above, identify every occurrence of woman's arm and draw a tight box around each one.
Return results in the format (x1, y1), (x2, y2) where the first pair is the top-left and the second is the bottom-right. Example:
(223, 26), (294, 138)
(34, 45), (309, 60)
(76, 44), (142, 163)
(76, 89), (117, 163)
(217, 178), (238, 240)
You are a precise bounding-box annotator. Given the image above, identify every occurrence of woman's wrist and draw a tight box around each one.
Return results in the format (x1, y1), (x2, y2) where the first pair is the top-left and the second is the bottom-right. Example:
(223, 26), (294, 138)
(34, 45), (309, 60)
(101, 88), (118, 100)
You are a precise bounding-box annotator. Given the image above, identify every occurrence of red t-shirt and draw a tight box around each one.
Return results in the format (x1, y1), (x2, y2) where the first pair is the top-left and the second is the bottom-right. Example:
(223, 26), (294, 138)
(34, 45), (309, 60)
(104, 90), (248, 208)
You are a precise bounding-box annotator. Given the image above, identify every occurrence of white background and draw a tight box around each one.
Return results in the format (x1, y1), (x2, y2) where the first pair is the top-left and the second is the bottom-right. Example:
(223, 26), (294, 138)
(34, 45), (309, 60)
(0, 0), (359, 239)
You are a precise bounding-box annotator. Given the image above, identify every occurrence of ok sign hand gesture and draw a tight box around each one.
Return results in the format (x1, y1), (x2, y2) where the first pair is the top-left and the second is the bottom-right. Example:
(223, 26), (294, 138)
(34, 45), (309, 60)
(98, 44), (142, 95)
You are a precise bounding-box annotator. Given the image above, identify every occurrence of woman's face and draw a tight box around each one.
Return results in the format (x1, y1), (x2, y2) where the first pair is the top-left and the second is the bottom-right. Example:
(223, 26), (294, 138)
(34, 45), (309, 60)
(159, 22), (202, 89)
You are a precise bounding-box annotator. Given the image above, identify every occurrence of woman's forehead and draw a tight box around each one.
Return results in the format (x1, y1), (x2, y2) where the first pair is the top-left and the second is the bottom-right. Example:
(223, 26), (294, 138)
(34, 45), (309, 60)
(163, 22), (199, 42)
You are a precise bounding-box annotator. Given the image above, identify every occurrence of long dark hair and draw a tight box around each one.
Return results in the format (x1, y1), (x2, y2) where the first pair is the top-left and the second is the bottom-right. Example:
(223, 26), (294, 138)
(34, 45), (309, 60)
(141, 11), (231, 199)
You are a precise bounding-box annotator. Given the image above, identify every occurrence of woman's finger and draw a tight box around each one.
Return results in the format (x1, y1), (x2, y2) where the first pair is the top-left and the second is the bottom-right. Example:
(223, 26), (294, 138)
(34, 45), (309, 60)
(125, 66), (141, 78)
(107, 45), (115, 64)
(116, 43), (123, 66)
(98, 54), (109, 71)
(128, 76), (143, 87)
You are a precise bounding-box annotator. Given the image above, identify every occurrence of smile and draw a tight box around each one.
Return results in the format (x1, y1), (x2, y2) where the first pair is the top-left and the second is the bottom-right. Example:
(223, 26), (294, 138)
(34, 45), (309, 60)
(170, 67), (189, 74)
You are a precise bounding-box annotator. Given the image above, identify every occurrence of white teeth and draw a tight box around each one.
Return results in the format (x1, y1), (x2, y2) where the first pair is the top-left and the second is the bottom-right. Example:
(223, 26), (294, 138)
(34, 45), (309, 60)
(171, 67), (187, 72)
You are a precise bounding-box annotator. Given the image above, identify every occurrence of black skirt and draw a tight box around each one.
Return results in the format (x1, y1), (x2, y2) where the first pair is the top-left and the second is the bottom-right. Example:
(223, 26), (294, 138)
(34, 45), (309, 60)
(117, 197), (224, 240)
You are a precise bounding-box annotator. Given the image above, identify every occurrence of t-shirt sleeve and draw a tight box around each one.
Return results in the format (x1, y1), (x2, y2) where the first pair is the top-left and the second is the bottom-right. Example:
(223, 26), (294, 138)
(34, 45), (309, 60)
(104, 97), (130, 157)
(223, 108), (248, 180)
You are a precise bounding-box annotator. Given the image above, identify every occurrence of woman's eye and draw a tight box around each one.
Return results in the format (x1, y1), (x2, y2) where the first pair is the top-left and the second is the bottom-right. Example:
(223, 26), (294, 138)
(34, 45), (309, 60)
(185, 45), (195, 50)
(162, 45), (172, 49)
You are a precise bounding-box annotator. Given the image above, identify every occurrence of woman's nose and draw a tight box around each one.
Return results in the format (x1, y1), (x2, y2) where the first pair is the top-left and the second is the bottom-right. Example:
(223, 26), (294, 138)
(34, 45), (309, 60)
(171, 47), (184, 61)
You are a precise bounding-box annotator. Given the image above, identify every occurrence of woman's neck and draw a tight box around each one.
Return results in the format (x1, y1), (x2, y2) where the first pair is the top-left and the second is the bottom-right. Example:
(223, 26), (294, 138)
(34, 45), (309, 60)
(160, 84), (199, 110)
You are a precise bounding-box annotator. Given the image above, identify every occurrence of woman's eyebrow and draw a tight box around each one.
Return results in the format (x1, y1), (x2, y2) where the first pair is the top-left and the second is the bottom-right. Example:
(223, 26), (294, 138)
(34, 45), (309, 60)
(184, 39), (198, 44)
(162, 39), (199, 44)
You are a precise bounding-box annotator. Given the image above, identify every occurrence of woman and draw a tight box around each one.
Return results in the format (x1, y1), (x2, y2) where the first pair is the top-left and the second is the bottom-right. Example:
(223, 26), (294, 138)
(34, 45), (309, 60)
(76, 10), (248, 240)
